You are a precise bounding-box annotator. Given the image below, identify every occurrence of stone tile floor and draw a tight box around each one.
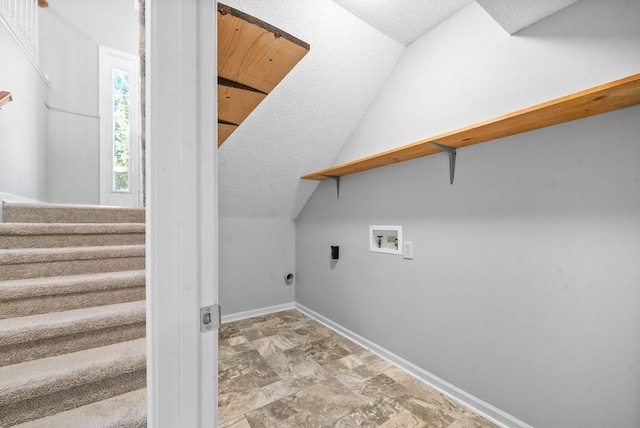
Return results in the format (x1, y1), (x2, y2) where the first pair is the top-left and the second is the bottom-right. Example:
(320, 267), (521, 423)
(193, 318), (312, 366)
(218, 310), (499, 428)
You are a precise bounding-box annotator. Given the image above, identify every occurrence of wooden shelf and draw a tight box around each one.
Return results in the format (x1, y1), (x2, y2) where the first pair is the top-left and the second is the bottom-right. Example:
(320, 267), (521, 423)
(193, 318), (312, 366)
(217, 3), (309, 146)
(302, 73), (640, 181)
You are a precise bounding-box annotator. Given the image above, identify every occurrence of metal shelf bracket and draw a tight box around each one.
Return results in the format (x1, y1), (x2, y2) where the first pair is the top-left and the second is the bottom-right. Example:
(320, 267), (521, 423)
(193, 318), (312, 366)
(429, 142), (457, 184)
(322, 175), (341, 198)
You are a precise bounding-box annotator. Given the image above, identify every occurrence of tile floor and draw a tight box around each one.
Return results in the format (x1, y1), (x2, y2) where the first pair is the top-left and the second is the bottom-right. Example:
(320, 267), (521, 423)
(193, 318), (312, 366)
(218, 310), (499, 428)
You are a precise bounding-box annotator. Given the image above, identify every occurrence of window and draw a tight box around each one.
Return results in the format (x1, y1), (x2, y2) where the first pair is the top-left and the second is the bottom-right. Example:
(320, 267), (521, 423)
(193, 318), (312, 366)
(99, 46), (140, 207)
(112, 68), (131, 192)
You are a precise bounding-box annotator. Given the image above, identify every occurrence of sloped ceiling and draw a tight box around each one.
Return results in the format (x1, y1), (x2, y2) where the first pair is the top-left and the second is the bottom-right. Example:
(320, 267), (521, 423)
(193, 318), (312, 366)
(331, 0), (474, 46)
(218, 0), (404, 219)
(218, 0), (581, 220)
(333, 0), (581, 43)
(476, 0), (580, 35)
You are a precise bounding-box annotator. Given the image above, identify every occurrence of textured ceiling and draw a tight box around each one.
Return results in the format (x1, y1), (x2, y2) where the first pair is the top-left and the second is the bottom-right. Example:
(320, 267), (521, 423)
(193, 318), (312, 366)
(329, 0), (581, 44)
(476, 0), (580, 34)
(331, 0), (474, 46)
(218, 0), (581, 220)
(218, 0), (404, 219)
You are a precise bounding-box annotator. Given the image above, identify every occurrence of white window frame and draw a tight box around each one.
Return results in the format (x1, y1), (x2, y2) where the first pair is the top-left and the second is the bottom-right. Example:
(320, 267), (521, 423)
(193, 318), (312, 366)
(99, 45), (141, 207)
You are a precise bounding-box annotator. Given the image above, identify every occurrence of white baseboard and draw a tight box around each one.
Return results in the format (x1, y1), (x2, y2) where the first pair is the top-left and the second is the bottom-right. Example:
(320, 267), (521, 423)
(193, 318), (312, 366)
(294, 303), (533, 428)
(221, 302), (296, 324)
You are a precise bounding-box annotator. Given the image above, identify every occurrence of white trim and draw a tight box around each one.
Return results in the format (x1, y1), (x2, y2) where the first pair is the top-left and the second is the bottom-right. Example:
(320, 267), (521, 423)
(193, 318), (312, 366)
(146, 0), (218, 426)
(195, 0), (218, 423)
(220, 302), (531, 427)
(99, 45), (142, 207)
(0, 193), (44, 204)
(0, 194), (44, 223)
(221, 302), (296, 324)
(44, 101), (100, 119)
(294, 303), (534, 428)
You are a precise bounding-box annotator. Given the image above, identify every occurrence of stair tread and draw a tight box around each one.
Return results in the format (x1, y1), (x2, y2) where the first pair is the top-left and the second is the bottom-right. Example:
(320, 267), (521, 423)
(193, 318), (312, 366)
(2, 202), (144, 210)
(0, 300), (145, 345)
(0, 223), (145, 235)
(11, 388), (147, 428)
(0, 270), (146, 300)
(2, 202), (145, 224)
(0, 204), (147, 421)
(0, 338), (146, 406)
(0, 244), (145, 265)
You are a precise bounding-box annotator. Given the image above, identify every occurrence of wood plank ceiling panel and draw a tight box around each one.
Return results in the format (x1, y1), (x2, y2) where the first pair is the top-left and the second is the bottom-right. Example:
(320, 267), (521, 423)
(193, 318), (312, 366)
(217, 3), (310, 146)
(218, 123), (239, 146)
(217, 83), (266, 146)
(302, 73), (640, 180)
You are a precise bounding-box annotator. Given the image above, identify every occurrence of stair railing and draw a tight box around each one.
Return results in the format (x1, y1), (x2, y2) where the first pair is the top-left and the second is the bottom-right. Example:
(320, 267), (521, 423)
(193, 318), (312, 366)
(0, 0), (44, 67)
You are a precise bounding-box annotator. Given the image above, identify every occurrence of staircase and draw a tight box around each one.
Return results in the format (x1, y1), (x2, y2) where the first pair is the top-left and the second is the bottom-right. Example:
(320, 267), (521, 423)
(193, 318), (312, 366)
(0, 202), (147, 427)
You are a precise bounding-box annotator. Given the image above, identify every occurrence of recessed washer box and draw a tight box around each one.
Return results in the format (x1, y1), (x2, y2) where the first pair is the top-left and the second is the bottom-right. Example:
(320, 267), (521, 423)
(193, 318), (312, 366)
(369, 225), (402, 255)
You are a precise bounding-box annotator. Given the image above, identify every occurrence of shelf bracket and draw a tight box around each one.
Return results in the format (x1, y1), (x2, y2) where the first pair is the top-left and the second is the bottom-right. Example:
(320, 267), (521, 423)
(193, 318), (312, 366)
(429, 142), (457, 184)
(322, 175), (341, 198)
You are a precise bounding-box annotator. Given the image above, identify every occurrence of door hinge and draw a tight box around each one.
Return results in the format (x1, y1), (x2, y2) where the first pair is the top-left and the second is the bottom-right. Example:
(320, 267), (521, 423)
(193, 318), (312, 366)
(200, 304), (221, 333)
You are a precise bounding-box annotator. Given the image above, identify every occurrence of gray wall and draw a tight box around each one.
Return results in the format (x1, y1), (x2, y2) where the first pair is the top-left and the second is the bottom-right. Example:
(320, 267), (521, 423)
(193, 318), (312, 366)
(295, 1), (640, 427)
(39, 0), (138, 204)
(219, 217), (295, 315)
(0, 24), (49, 202)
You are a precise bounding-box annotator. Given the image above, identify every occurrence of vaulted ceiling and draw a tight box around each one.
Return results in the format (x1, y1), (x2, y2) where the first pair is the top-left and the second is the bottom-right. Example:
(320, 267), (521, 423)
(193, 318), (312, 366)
(217, 0), (580, 220)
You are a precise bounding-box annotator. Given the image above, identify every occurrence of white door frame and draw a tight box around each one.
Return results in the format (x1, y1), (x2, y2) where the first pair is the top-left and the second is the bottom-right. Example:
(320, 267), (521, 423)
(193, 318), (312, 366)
(98, 46), (142, 207)
(146, 0), (218, 426)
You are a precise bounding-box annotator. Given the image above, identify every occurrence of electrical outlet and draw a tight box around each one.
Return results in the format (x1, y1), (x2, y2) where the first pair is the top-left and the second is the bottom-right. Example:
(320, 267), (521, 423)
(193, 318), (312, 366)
(403, 241), (413, 260)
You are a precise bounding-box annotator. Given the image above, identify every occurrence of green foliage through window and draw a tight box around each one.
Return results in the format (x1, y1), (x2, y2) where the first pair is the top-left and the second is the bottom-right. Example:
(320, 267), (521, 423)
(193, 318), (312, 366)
(113, 69), (130, 192)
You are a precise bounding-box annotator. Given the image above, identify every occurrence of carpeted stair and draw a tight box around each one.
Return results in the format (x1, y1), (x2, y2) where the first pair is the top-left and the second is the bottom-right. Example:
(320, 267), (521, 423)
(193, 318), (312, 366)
(0, 202), (147, 427)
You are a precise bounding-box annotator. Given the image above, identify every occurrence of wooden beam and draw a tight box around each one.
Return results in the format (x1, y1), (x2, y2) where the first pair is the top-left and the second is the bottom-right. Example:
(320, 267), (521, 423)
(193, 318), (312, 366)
(302, 73), (640, 181)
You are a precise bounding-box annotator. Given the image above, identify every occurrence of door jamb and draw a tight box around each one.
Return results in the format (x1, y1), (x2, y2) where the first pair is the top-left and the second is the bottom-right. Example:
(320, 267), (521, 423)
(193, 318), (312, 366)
(145, 0), (218, 426)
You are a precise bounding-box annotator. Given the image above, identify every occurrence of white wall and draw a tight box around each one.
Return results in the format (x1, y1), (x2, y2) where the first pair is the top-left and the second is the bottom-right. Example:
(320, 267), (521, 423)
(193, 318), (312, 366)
(0, 24), (49, 202)
(334, 0), (640, 165)
(39, 0), (138, 204)
(219, 217), (296, 315)
(296, 1), (640, 427)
